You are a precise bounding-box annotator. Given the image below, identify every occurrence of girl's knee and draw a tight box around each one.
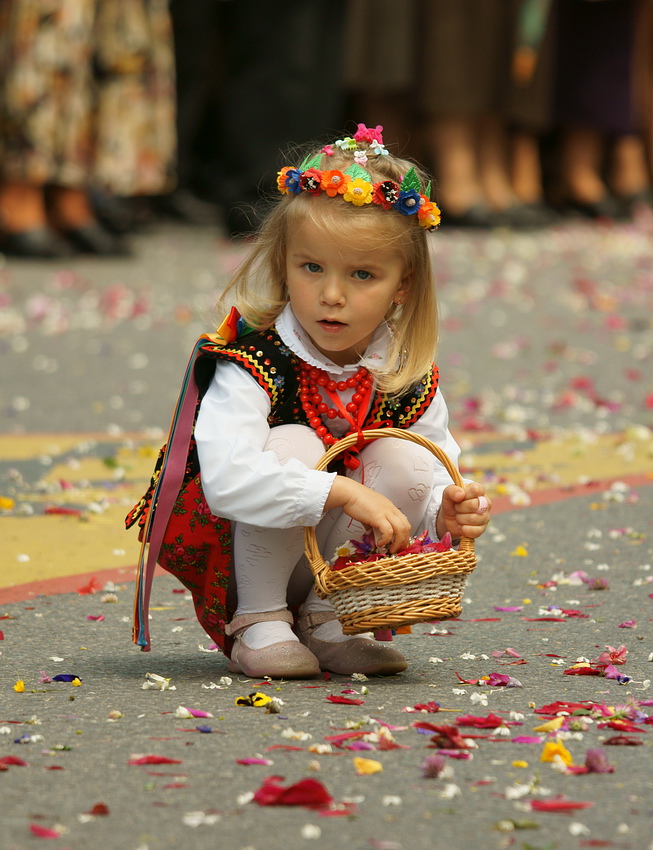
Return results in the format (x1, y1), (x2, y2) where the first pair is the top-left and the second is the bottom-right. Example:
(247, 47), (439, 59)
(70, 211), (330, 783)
(359, 437), (436, 491)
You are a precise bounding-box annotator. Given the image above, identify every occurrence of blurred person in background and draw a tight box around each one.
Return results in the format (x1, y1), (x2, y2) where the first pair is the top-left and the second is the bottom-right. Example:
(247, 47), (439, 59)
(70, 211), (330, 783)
(0, 0), (175, 258)
(421, 0), (557, 228)
(344, 0), (557, 229)
(342, 0), (420, 158)
(164, 0), (347, 237)
(552, 0), (652, 221)
(154, 0), (224, 227)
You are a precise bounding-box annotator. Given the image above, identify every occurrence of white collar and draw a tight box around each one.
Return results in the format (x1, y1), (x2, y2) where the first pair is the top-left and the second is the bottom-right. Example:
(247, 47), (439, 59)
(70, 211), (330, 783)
(275, 304), (391, 375)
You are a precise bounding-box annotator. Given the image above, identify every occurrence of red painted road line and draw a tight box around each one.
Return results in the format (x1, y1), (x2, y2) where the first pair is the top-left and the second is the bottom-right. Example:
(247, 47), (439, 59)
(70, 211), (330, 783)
(490, 471), (653, 513)
(0, 566), (165, 605)
(1, 474), (650, 605)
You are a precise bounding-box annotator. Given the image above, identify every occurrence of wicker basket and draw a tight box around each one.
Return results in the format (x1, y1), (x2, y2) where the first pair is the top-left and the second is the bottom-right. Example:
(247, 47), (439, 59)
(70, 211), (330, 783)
(304, 428), (476, 635)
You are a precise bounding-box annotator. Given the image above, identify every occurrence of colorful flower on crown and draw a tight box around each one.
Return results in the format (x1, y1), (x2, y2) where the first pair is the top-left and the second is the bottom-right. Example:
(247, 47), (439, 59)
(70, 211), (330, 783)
(277, 166), (301, 194)
(343, 177), (374, 206)
(335, 136), (357, 151)
(299, 167), (323, 195)
(417, 196), (442, 229)
(321, 169), (351, 197)
(353, 123), (384, 145)
(372, 180), (401, 210)
(394, 188), (421, 216)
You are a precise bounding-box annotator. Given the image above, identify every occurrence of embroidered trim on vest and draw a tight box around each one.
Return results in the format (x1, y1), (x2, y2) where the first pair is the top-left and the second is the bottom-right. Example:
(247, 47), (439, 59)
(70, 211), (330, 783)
(365, 364), (438, 429)
(200, 334), (287, 410)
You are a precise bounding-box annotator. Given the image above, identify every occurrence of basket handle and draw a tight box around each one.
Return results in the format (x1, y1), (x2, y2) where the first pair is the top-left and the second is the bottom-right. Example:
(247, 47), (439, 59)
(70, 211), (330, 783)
(309, 427), (474, 553)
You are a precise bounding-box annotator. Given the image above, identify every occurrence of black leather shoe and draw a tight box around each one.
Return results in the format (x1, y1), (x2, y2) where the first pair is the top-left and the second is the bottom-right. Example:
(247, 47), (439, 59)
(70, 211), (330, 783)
(0, 226), (74, 259)
(563, 194), (630, 222)
(504, 201), (559, 230)
(615, 189), (653, 217)
(153, 189), (218, 226)
(62, 222), (131, 256)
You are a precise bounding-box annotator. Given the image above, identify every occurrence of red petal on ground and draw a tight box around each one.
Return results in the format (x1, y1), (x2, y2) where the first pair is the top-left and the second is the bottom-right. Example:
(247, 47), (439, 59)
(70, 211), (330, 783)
(454, 672), (479, 684)
(29, 823), (61, 838)
(531, 799), (594, 812)
(0, 756), (29, 767)
(563, 666), (603, 676)
(324, 731), (368, 745)
(253, 777), (333, 808)
(414, 722), (469, 749)
(522, 617), (567, 622)
(597, 720), (646, 733)
(44, 506), (83, 517)
(455, 713), (509, 728)
(603, 735), (644, 746)
(326, 694), (364, 705)
(534, 700), (596, 715)
(76, 577), (100, 595)
(87, 803), (110, 816)
(128, 755), (183, 765)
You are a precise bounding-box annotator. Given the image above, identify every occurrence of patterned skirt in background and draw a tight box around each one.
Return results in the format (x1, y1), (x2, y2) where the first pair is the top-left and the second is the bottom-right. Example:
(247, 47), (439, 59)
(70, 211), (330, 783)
(0, 0), (175, 195)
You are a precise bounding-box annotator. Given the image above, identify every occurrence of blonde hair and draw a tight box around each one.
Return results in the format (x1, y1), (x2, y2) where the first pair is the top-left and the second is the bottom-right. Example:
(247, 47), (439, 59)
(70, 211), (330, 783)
(217, 138), (439, 397)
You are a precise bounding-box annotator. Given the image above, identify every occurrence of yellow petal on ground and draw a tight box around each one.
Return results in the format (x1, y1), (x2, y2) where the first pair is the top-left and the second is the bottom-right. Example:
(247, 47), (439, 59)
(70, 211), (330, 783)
(510, 545), (528, 557)
(512, 760), (529, 768)
(14, 680), (25, 693)
(533, 716), (565, 733)
(540, 739), (573, 765)
(353, 757), (383, 775)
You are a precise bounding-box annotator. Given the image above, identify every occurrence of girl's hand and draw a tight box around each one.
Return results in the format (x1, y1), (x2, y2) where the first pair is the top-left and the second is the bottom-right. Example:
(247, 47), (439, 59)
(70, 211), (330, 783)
(436, 482), (491, 541)
(325, 476), (411, 553)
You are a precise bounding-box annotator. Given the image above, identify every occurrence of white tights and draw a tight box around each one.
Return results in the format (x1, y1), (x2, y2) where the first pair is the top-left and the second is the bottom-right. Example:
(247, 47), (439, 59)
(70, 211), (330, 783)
(232, 425), (437, 648)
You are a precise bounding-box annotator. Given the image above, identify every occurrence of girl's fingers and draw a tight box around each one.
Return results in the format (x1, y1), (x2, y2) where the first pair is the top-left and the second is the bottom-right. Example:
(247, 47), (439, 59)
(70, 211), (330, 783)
(458, 523), (488, 539)
(373, 524), (393, 549)
(458, 494), (492, 517)
(374, 514), (411, 553)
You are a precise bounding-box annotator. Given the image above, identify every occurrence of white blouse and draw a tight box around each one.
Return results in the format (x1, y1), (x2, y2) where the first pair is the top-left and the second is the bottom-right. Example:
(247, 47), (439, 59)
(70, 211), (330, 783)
(194, 305), (462, 536)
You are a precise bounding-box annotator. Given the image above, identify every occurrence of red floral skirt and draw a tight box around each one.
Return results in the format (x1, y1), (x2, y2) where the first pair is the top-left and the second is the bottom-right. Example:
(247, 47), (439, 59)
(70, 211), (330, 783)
(155, 475), (236, 657)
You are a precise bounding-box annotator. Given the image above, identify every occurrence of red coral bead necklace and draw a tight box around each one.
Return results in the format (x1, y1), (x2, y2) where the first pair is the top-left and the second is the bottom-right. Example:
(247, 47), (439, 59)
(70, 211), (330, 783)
(299, 363), (373, 449)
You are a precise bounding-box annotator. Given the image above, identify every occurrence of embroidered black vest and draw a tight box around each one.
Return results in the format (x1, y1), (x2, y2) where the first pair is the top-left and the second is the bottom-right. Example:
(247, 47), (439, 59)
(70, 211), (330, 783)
(126, 326), (438, 530)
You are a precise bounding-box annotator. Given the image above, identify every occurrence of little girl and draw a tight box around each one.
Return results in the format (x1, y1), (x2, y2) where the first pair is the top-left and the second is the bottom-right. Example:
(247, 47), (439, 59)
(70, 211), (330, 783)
(128, 123), (492, 679)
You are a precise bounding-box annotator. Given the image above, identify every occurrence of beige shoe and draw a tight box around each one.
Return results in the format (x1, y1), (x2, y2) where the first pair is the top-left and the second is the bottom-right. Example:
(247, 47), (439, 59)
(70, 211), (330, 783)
(226, 610), (320, 679)
(296, 611), (408, 676)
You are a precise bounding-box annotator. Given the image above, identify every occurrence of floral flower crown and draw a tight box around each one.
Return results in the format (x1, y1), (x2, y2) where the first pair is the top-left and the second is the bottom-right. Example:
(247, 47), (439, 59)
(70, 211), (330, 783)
(276, 124), (441, 231)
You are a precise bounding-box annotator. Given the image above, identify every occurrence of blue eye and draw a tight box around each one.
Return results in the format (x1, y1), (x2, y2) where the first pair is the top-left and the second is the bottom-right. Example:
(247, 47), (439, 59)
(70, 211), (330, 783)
(304, 262), (322, 273)
(353, 269), (372, 280)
